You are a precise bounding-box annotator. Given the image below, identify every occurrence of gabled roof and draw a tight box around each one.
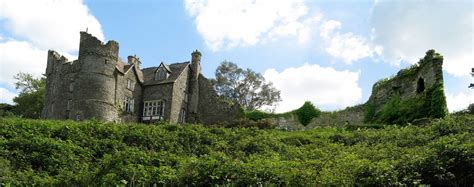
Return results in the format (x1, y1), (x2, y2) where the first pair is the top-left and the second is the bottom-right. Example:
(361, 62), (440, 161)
(115, 59), (144, 83)
(142, 61), (190, 86)
(159, 62), (172, 73)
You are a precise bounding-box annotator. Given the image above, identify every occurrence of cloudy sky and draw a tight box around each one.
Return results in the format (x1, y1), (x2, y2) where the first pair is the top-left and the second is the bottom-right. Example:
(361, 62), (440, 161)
(0, 0), (472, 112)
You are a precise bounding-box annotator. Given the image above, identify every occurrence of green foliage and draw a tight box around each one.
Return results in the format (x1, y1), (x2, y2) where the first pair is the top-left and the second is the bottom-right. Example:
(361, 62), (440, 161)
(294, 101), (321, 126)
(213, 61), (281, 110)
(366, 50), (448, 124)
(370, 87), (442, 125)
(429, 83), (448, 118)
(245, 110), (273, 121)
(363, 103), (375, 123)
(11, 72), (46, 118)
(0, 115), (472, 185)
(0, 103), (16, 117)
(244, 110), (292, 121)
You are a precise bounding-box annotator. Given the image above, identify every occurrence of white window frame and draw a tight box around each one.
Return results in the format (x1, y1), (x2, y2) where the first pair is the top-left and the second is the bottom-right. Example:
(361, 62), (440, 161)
(123, 97), (134, 113)
(142, 100), (165, 119)
(127, 79), (135, 90)
(67, 100), (72, 111)
(184, 91), (188, 103)
(69, 82), (74, 92)
(179, 108), (186, 124)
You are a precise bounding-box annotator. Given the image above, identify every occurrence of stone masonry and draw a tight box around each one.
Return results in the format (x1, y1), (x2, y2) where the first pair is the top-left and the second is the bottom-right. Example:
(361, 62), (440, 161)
(42, 32), (241, 124)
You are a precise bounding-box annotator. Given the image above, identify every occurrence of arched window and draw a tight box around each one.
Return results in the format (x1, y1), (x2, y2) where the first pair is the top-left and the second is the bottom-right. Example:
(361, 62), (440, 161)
(417, 77), (425, 93)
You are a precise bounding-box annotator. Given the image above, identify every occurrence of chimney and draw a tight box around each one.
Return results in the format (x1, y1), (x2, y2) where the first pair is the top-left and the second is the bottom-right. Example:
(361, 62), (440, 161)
(128, 55), (141, 69)
(191, 50), (201, 64)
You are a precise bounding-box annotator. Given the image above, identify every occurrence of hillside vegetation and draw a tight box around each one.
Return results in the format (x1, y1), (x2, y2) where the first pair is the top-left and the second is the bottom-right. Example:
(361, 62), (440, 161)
(0, 115), (473, 186)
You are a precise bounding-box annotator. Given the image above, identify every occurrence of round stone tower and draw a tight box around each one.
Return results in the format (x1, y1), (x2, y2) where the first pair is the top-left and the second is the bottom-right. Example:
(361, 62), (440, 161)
(72, 32), (120, 121)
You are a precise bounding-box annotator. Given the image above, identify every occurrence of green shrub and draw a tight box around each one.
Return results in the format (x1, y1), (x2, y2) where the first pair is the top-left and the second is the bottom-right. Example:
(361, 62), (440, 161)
(0, 115), (472, 185)
(245, 110), (272, 121)
(294, 101), (321, 126)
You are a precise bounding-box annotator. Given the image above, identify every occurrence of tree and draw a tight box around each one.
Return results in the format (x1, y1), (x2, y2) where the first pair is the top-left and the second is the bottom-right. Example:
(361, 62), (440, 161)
(12, 72), (46, 118)
(213, 61), (281, 110)
(294, 101), (321, 126)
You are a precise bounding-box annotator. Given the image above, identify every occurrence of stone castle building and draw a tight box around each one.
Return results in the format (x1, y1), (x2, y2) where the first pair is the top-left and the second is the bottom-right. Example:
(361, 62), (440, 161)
(42, 32), (241, 124)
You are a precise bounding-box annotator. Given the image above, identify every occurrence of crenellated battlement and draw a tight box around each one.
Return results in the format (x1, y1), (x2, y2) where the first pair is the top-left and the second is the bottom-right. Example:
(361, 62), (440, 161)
(79, 31), (119, 61)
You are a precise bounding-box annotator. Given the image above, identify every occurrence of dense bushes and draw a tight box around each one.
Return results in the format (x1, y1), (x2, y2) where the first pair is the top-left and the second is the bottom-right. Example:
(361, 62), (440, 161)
(245, 101), (321, 126)
(294, 101), (321, 126)
(0, 115), (473, 185)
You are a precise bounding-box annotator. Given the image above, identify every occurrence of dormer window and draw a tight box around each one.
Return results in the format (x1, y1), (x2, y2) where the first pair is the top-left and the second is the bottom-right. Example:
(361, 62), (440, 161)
(155, 65), (170, 80)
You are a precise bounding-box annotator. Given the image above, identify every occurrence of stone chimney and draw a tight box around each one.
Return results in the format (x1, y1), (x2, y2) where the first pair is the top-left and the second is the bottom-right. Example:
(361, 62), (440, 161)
(191, 50), (201, 64)
(128, 55), (141, 69)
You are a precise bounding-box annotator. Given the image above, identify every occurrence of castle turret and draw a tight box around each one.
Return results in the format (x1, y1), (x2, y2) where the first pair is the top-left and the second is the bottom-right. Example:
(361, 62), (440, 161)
(72, 31), (121, 121)
(187, 50), (202, 122)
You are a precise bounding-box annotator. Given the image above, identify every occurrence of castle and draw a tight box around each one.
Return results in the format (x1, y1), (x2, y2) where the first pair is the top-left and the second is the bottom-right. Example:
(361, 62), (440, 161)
(41, 32), (242, 124)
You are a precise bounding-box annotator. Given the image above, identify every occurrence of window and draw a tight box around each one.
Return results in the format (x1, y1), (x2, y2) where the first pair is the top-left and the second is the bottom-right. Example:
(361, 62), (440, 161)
(417, 77), (425, 93)
(184, 92), (188, 103)
(67, 100), (72, 110)
(155, 67), (169, 80)
(143, 100), (165, 118)
(123, 97), (134, 113)
(179, 108), (186, 124)
(69, 82), (74, 92)
(127, 79), (135, 90)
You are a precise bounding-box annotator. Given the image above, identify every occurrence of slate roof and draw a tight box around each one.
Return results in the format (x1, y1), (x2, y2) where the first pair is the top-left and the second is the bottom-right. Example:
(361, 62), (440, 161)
(142, 61), (190, 86)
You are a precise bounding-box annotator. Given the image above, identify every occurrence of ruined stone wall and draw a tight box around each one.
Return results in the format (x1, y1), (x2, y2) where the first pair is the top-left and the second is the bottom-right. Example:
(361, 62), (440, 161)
(42, 51), (80, 119)
(364, 50), (447, 124)
(171, 66), (189, 123)
(197, 75), (243, 125)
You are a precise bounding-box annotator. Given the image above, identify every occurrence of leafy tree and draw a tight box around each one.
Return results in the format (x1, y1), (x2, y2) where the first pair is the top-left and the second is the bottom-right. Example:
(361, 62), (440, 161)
(213, 61), (281, 110)
(0, 103), (15, 117)
(294, 101), (321, 126)
(12, 72), (46, 118)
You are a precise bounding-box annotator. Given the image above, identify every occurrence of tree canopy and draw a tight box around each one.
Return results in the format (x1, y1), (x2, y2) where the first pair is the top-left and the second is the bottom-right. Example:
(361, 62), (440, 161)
(294, 101), (321, 126)
(213, 61), (281, 111)
(12, 72), (46, 118)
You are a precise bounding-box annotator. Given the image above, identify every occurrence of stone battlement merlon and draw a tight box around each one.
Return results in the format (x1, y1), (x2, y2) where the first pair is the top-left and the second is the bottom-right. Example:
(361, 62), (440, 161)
(47, 50), (69, 63)
(79, 31), (119, 61)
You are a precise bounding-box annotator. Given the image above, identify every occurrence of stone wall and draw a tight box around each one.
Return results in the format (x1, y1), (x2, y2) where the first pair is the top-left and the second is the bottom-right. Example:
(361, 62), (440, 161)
(171, 66), (189, 123)
(120, 68), (143, 123)
(42, 51), (80, 119)
(142, 83), (174, 121)
(72, 32), (120, 122)
(364, 50), (447, 124)
(197, 75), (244, 125)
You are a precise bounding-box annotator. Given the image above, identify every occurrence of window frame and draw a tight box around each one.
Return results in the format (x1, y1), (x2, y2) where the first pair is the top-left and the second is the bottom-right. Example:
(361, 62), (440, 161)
(142, 100), (165, 118)
(123, 97), (134, 113)
(126, 79), (135, 90)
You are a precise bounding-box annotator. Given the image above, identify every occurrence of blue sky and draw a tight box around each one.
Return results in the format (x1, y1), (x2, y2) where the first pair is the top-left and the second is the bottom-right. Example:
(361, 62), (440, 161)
(0, 0), (472, 112)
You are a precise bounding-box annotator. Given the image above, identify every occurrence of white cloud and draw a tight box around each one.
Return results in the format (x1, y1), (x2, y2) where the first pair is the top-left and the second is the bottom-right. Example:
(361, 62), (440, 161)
(0, 0), (103, 103)
(0, 87), (17, 104)
(185, 0), (310, 50)
(0, 40), (46, 86)
(263, 63), (362, 112)
(370, 0), (473, 76)
(446, 91), (474, 112)
(320, 20), (382, 64)
(185, 0), (380, 64)
(0, 0), (104, 52)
